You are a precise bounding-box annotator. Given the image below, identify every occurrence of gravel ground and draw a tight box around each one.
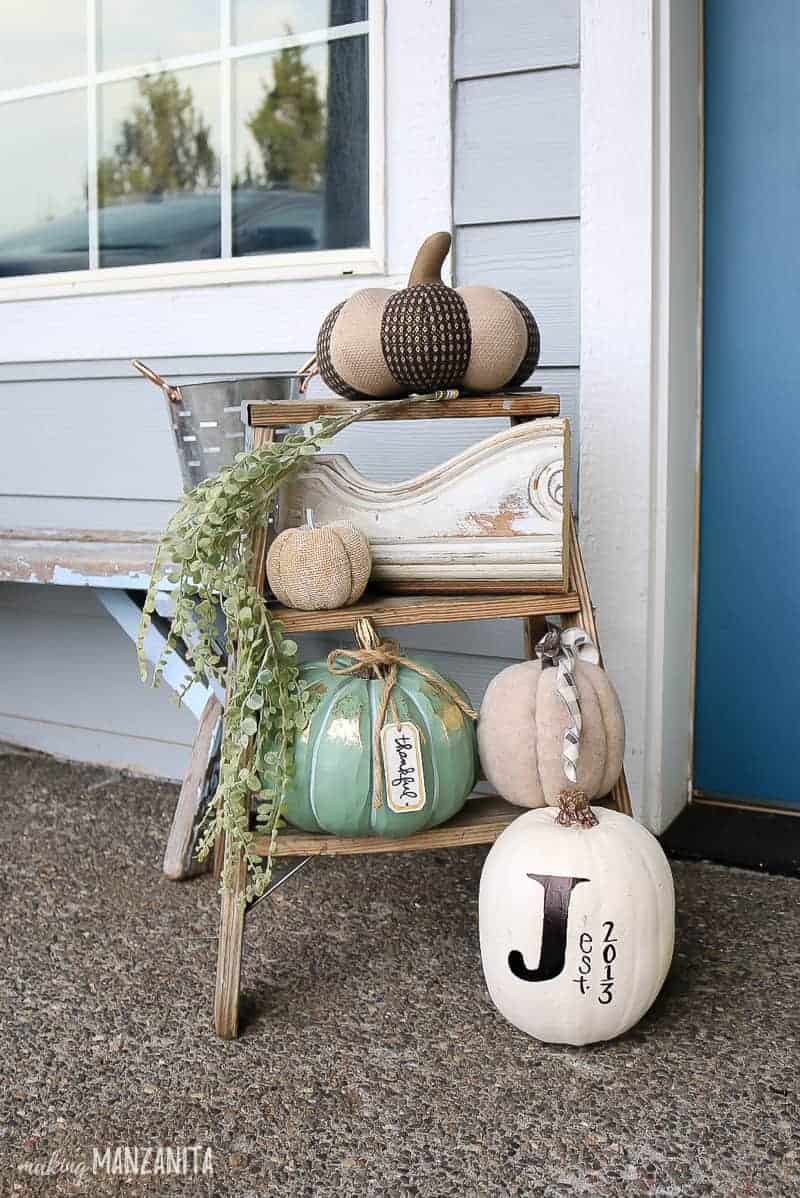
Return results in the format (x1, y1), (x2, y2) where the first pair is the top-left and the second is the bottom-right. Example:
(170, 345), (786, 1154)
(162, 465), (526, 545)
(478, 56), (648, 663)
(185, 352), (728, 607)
(1, 749), (798, 1197)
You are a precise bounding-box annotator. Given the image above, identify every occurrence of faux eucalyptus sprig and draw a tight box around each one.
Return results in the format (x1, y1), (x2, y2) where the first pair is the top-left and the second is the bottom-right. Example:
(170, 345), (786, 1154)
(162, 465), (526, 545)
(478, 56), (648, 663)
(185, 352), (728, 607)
(138, 390), (452, 901)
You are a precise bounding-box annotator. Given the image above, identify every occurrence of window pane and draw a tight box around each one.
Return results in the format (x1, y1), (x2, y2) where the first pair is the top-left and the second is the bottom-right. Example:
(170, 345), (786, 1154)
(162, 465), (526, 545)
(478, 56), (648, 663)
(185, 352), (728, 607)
(98, 0), (219, 71)
(98, 67), (220, 268)
(0, 91), (88, 276)
(233, 0), (367, 47)
(0, 0), (86, 90)
(232, 35), (368, 256)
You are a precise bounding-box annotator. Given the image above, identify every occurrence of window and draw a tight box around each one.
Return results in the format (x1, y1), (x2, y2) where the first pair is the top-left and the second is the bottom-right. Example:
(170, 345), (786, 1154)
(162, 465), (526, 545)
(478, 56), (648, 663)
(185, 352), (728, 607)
(0, 1), (376, 289)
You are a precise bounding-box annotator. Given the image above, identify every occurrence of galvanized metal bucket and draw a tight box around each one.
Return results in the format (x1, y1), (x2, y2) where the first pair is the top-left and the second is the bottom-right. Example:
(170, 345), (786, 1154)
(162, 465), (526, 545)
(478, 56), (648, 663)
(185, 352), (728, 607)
(133, 360), (299, 491)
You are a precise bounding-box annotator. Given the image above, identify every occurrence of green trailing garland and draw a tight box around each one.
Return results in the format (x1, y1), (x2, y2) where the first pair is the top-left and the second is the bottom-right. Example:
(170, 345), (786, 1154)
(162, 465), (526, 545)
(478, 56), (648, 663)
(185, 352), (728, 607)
(138, 391), (451, 902)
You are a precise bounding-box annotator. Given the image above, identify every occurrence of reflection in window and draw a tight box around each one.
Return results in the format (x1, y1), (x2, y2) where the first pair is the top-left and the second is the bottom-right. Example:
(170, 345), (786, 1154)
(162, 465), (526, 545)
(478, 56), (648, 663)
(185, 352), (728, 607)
(0, 91), (88, 276)
(0, 0), (85, 91)
(233, 35), (368, 256)
(0, 2), (371, 277)
(98, 68), (220, 267)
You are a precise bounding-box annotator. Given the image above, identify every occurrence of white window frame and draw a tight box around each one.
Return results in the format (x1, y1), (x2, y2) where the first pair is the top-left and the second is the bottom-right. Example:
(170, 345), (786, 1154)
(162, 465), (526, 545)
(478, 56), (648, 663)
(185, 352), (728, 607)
(0, 0), (385, 302)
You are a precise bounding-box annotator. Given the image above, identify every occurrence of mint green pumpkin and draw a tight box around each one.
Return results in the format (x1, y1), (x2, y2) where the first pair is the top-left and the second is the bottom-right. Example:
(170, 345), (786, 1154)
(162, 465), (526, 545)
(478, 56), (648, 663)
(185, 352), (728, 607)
(283, 656), (478, 838)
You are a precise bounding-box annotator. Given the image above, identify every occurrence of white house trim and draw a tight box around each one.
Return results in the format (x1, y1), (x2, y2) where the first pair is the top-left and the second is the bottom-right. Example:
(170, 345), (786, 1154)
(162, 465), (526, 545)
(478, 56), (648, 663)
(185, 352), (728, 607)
(579, 0), (702, 833)
(0, 0), (451, 356)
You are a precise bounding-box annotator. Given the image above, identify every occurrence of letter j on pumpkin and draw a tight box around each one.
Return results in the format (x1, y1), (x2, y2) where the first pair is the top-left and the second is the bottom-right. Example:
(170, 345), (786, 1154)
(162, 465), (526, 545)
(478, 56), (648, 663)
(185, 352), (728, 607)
(479, 800), (675, 1045)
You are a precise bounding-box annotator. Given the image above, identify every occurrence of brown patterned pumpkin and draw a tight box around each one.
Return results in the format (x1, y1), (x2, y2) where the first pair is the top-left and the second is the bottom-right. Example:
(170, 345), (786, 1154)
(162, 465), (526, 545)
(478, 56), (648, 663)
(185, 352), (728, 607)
(316, 232), (540, 399)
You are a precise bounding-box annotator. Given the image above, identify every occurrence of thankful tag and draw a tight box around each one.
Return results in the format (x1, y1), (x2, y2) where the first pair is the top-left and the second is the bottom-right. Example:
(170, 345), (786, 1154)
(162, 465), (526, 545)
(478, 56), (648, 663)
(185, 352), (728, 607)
(380, 722), (426, 813)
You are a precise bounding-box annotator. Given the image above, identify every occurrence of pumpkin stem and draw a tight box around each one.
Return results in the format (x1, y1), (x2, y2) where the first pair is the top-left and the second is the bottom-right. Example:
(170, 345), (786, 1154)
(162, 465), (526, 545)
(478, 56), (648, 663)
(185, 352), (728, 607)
(408, 231), (452, 286)
(556, 789), (599, 828)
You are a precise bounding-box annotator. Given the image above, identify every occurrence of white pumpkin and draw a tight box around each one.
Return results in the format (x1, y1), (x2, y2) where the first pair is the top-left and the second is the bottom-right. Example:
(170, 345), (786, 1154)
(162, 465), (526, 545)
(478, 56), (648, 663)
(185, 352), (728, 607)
(479, 799), (674, 1045)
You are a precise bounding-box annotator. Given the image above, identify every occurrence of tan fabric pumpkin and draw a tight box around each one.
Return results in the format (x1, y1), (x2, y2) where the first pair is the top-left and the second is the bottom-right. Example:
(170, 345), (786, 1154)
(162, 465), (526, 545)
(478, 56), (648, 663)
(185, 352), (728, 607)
(478, 659), (625, 808)
(266, 522), (371, 611)
(316, 232), (540, 399)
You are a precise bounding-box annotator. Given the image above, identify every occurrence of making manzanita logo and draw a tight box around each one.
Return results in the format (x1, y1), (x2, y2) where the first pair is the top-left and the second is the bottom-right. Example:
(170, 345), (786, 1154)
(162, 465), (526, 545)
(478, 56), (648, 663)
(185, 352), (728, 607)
(17, 1144), (213, 1181)
(17, 1151), (89, 1184)
(94, 1145), (213, 1176)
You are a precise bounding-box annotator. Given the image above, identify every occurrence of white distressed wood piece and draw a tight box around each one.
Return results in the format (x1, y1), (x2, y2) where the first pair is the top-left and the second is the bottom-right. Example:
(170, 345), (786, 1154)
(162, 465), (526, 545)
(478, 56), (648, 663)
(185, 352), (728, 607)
(0, 530), (157, 588)
(454, 0), (579, 79)
(276, 419), (569, 588)
(162, 695), (223, 880)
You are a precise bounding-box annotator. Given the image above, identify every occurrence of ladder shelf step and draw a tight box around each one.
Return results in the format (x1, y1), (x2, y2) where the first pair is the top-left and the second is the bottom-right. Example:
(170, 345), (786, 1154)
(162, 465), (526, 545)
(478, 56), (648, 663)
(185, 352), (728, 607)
(256, 793), (618, 859)
(247, 393), (560, 427)
(269, 590), (582, 633)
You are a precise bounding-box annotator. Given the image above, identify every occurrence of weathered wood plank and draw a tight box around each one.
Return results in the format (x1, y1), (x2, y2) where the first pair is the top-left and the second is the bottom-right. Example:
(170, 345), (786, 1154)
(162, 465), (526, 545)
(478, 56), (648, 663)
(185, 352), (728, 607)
(271, 590), (581, 633)
(0, 529), (157, 586)
(248, 393), (559, 426)
(256, 792), (617, 858)
(214, 851), (247, 1040)
(162, 695), (223, 881)
(455, 70), (579, 224)
(454, 0), (579, 78)
(214, 425), (273, 1040)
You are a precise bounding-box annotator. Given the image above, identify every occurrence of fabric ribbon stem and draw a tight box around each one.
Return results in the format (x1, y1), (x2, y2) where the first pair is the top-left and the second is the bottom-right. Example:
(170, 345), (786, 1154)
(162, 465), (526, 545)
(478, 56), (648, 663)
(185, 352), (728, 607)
(535, 618), (600, 786)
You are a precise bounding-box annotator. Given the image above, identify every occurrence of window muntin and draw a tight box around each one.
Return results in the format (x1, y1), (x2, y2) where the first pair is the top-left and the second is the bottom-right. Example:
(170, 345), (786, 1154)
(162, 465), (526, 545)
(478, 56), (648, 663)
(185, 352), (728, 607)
(232, 0), (368, 47)
(0, 1), (370, 280)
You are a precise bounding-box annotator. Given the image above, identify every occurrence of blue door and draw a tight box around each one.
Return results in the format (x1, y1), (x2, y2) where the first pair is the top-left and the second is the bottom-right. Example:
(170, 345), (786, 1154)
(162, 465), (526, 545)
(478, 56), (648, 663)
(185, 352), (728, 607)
(695, 0), (800, 806)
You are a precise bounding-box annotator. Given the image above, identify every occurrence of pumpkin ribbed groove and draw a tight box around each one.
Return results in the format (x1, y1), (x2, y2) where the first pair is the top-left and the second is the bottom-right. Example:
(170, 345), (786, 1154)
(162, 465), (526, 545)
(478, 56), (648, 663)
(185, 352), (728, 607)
(308, 676), (359, 832)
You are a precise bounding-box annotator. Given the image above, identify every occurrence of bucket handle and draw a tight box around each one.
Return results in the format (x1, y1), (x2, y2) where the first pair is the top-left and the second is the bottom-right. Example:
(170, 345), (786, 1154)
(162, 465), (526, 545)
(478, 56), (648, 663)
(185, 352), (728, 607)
(131, 359), (183, 404)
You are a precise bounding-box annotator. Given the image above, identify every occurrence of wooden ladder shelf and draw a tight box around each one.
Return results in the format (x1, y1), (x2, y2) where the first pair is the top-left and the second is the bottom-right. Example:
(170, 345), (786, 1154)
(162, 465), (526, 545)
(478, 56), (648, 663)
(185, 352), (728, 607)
(212, 393), (632, 1039)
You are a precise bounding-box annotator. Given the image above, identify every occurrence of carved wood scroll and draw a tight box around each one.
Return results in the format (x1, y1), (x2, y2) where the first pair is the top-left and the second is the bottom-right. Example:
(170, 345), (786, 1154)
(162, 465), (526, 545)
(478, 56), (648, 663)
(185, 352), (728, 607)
(275, 418), (570, 593)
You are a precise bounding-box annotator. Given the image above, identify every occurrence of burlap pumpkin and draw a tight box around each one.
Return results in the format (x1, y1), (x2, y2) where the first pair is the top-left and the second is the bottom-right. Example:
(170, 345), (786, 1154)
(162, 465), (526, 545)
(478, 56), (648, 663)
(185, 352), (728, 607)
(478, 659), (625, 808)
(316, 232), (540, 399)
(266, 522), (371, 610)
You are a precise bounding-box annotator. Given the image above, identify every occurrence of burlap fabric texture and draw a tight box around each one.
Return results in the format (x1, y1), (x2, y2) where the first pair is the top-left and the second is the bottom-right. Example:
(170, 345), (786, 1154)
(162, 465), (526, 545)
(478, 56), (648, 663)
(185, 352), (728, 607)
(266, 522), (372, 611)
(316, 232), (541, 400)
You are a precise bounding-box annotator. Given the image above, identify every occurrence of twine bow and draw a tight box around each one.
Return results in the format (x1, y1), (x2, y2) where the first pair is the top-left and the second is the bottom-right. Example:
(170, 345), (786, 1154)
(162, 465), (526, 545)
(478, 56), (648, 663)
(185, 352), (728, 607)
(535, 617), (600, 785)
(327, 618), (477, 810)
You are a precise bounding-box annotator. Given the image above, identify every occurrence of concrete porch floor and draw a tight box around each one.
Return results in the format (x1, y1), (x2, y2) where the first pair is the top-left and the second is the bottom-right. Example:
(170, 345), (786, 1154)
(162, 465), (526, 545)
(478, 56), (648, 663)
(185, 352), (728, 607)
(1, 750), (798, 1197)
